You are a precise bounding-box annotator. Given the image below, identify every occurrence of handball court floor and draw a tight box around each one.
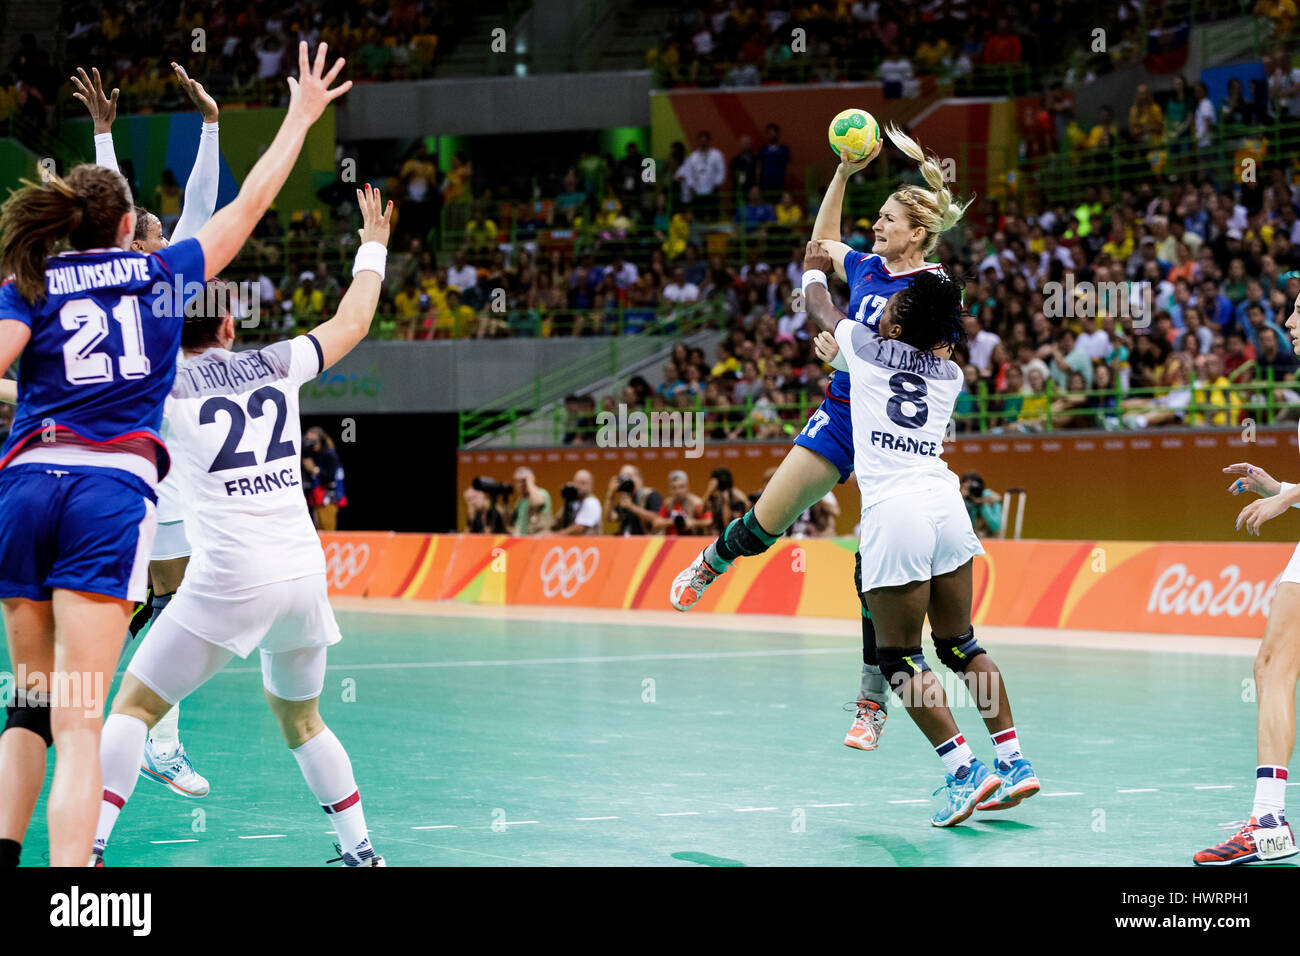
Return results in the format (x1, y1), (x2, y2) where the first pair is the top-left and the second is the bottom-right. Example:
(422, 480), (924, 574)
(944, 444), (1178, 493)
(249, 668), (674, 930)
(3, 601), (1287, 867)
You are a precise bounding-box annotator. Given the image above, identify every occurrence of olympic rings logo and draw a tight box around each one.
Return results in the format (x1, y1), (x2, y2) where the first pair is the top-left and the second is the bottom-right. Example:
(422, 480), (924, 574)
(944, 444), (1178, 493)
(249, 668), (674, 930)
(324, 542), (371, 590)
(539, 546), (600, 598)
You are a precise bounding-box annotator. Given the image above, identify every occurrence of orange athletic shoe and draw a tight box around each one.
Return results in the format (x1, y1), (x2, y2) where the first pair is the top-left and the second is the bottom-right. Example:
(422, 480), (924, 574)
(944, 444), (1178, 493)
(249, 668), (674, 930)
(843, 699), (887, 751)
(670, 551), (723, 611)
(1193, 817), (1298, 866)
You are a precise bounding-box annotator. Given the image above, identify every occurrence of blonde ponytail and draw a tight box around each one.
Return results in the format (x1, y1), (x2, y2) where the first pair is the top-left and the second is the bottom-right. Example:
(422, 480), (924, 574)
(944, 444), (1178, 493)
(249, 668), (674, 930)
(883, 122), (972, 255)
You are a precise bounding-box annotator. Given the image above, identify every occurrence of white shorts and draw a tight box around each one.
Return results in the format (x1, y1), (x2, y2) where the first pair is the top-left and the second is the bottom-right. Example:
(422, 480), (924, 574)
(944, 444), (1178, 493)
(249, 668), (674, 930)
(1281, 543), (1300, 585)
(150, 519), (191, 561)
(159, 572), (342, 659)
(129, 617), (329, 703)
(857, 483), (985, 592)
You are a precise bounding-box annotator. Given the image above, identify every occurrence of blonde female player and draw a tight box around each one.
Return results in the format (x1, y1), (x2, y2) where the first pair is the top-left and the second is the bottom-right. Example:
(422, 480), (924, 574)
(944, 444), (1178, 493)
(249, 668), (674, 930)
(72, 61), (222, 799)
(1193, 291), (1300, 865)
(0, 42), (348, 869)
(92, 184), (392, 867)
(802, 241), (1038, 825)
(670, 124), (968, 753)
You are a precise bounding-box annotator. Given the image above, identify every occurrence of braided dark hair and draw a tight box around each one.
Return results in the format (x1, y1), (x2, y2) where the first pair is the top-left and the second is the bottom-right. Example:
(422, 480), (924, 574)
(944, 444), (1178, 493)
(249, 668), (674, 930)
(893, 270), (965, 352)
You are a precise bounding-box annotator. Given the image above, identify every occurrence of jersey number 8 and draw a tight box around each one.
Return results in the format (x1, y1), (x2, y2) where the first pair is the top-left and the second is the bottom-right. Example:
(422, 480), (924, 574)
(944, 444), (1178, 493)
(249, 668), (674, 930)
(885, 371), (928, 429)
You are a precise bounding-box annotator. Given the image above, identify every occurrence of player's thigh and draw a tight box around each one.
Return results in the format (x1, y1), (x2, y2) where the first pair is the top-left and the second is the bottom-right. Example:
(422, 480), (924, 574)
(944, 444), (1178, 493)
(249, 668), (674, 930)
(124, 609), (235, 711)
(864, 580), (930, 647)
(149, 555), (190, 597)
(753, 445), (842, 533)
(1, 599), (54, 677)
(1256, 581), (1300, 681)
(928, 560), (974, 638)
(50, 589), (134, 721)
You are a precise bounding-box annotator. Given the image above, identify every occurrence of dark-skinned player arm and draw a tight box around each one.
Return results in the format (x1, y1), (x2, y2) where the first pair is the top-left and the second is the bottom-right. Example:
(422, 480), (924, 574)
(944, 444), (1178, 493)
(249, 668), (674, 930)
(801, 239), (847, 333)
(309, 184), (393, 370)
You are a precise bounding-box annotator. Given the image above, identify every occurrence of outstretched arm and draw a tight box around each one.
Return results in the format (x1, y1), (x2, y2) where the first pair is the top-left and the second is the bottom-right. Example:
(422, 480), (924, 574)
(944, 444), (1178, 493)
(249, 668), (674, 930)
(170, 63), (221, 243)
(801, 240), (845, 334)
(810, 143), (880, 280)
(309, 184), (393, 369)
(70, 67), (120, 173)
(193, 43), (351, 279)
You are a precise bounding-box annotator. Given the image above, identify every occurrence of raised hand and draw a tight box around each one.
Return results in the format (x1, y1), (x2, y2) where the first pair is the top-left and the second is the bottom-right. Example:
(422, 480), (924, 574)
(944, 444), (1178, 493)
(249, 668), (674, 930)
(1237, 494), (1289, 535)
(803, 239), (834, 274)
(286, 42), (351, 126)
(356, 183), (393, 247)
(1224, 462), (1281, 497)
(70, 67), (118, 134)
(172, 63), (219, 123)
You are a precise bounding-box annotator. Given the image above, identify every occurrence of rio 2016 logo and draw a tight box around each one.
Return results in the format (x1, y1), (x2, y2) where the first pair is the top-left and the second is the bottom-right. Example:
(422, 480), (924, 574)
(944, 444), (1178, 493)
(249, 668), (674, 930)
(539, 546), (599, 598)
(324, 542), (371, 590)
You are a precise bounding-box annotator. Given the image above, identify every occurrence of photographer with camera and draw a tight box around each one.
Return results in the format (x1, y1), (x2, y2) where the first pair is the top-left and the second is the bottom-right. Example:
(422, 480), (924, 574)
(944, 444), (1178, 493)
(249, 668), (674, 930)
(511, 466), (553, 534)
(704, 467), (749, 536)
(604, 465), (663, 536)
(654, 470), (712, 536)
(960, 470), (1003, 538)
(464, 483), (507, 533)
(552, 469), (604, 535)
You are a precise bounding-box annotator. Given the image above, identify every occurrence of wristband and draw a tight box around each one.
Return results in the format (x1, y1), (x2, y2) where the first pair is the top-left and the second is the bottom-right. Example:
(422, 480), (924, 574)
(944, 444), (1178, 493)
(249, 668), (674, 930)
(352, 241), (387, 279)
(1281, 481), (1300, 509)
(801, 270), (827, 296)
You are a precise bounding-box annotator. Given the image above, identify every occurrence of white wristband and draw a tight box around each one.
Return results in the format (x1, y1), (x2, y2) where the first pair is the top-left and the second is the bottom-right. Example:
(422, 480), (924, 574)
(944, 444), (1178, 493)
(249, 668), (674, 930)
(1281, 481), (1300, 509)
(801, 270), (827, 297)
(352, 242), (387, 279)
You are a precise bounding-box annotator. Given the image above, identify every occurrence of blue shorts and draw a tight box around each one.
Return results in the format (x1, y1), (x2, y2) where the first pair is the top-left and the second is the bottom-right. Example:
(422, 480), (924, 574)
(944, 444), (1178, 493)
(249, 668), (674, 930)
(791, 396), (855, 483)
(0, 463), (158, 602)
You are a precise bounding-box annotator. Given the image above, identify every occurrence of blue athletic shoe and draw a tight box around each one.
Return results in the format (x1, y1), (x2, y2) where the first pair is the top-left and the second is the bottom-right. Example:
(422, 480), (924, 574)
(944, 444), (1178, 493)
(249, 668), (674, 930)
(931, 759), (1002, 827)
(977, 757), (1040, 811)
(140, 744), (210, 798)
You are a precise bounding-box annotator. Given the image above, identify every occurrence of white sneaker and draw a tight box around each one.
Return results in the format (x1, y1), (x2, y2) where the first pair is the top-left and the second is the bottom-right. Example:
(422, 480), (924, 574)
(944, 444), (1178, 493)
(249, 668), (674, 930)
(670, 550), (725, 611)
(140, 743), (210, 798)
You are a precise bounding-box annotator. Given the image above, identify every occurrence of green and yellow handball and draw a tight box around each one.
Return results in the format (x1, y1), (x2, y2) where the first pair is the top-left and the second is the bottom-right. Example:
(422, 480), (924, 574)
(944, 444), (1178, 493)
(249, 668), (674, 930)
(827, 108), (881, 163)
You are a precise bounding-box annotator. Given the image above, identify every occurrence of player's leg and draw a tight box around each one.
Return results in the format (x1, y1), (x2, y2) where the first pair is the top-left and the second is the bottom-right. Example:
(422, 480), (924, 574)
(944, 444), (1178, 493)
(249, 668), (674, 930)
(263, 646), (384, 866)
(136, 550), (210, 798)
(1195, 580), (1300, 865)
(0, 598), (54, 867)
(46, 589), (133, 866)
(844, 550), (889, 751)
(929, 559), (1040, 812)
(94, 613), (233, 862)
(671, 400), (848, 610)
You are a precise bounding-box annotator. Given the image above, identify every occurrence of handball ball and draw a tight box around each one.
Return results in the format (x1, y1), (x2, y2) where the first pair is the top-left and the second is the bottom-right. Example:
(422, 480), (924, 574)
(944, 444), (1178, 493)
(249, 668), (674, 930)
(828, 108), (881, 163)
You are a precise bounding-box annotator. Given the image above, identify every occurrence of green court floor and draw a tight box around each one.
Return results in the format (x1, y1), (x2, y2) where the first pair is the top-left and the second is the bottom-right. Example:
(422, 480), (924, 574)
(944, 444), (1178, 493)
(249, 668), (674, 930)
(2, 609), (1283, 866)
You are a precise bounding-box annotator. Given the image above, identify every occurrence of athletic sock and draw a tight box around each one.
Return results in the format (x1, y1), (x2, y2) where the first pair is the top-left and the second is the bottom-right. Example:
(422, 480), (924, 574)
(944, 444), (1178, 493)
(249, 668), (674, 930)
(96, 714), (149, 852)
(0, 838), (19, 867)
(291, 727), (373, 863)
(701, 540), (731, 574)
(148, 704), (182, 760)
(858, 664), (889, 709)
(936, 733), (974, 778)
(991, 727), (1022, 767)
(1253, 766), (1288, 827)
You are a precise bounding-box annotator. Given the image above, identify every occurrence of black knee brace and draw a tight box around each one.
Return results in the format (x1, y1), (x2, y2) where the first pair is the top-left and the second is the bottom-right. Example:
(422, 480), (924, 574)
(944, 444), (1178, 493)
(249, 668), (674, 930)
(854, 552), (879, 665)
(4, 690), (52, 748)
(876, 645), (929, 694)
(714, 509), (781, 564)
(933, 627), (986, 673)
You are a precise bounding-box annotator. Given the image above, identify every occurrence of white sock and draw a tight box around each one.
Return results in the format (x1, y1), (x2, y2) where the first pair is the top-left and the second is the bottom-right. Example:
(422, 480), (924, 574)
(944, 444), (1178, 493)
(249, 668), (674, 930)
(991, 727), (1022, 767)
(936, 733), (974, 778)
(1253, 766), (1288, 826)
(148, 704), (181, 759)
(96, 714), (149, 852)
(291, 726), (374, 863)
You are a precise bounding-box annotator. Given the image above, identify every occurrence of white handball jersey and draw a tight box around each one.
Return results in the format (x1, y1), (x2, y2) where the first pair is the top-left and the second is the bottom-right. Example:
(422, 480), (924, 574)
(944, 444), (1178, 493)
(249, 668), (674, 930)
(154, 412), (186, 524)
(164, 335), (326, 595)
(833, 318), (964, 510)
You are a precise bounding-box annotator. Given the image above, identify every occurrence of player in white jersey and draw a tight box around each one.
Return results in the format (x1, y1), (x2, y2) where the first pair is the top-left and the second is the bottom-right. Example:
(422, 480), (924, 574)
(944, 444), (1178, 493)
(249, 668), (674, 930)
(803, 241), (1040, 827)
(91, 184), (392, 867)
(73, 62), (221, 796)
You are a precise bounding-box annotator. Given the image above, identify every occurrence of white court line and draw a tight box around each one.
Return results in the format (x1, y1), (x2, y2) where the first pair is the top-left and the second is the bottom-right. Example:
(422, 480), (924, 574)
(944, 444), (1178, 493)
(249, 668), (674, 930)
(332, 598), (1261, 657)
(238, 834), (286, 840)
(499, 821), (539, 826)
(806, 803), (854, 808)
(1041, 792), (1083, 797)
(576, 816), (620, 821)
(888, 799), (930, 805)
(412, 825), (457, 830)
(150, 839), (198, 844)
(1194, 785), (1234, 790)
(658, 811), (700, 816)
(734, 807), (778, 812)
(1118, 788), (1160, 793)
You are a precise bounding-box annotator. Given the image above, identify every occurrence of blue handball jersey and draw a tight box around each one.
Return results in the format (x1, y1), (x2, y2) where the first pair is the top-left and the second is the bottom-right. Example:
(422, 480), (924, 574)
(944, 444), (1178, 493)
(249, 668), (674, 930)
(0, 238), (205, 479)
(828, 251), (946, 402)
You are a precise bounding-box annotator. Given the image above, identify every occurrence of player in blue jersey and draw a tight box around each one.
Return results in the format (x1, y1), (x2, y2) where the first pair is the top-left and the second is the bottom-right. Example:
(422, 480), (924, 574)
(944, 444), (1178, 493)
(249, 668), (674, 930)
(73, 61), (222, 800)
(0, 42), (350, 868)
(670, 124), (971, 752)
